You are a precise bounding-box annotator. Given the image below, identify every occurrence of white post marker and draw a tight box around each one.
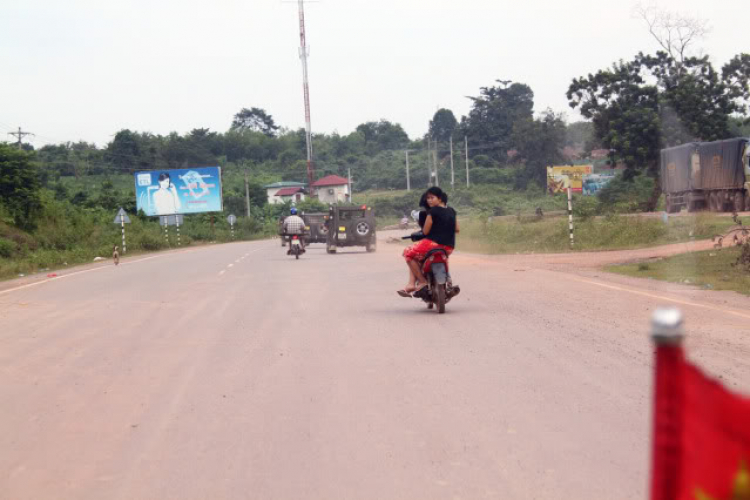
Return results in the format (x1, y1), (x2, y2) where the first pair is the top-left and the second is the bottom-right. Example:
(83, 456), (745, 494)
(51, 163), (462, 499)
(176, 217), (181, 246)
(113, 208), (131, 254)
(161, 216), (170, 246)
(227, 214), (237, 240)
(567, 186), (574, 248)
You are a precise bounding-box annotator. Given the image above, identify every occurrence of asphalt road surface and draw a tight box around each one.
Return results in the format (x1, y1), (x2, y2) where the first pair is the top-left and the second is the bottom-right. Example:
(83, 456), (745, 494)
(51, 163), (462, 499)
(2, 233), (749, 499)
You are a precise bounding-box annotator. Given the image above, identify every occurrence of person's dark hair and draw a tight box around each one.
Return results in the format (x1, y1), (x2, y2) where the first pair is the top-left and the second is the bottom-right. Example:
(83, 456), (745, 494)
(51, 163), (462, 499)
(424, 186), (448, 204)
(158, 173), (171, 185)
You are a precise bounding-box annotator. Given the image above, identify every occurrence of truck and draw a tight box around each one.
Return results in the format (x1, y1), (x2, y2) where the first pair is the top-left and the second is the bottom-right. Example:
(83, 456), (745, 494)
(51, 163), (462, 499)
(661, 138), (750, 213)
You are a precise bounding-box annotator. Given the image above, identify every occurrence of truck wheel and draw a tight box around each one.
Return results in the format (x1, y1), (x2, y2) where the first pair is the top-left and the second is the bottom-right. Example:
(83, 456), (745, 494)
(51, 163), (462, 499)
(734, 191), (745, 213)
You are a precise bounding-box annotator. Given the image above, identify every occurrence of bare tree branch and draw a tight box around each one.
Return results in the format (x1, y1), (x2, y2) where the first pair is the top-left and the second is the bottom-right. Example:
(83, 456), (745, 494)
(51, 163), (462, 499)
(633, 2), (710, 64)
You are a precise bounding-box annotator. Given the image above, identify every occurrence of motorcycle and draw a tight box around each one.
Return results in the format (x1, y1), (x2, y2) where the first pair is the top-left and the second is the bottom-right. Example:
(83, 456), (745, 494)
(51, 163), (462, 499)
(289, 235), (305, 259)
(402, 232), (459, 314)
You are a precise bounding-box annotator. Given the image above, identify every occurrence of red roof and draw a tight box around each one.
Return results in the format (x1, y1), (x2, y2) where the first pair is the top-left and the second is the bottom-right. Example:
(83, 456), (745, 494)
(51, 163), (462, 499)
(311, 175), (349, 187)
(275, 187), (304, 196)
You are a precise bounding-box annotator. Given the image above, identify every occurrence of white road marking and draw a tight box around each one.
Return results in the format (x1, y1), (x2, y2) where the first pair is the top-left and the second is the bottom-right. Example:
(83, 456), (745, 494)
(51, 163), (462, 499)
(572, 277), (750, 321)
(228, 264), (234, 268)
(0, 244), (270, 297)
(219, 270), (226, 276)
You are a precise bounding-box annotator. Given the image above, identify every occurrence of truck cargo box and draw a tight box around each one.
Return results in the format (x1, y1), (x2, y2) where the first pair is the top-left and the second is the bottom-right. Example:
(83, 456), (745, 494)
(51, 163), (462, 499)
(696, 138), (747, 190)
(660, 142), (697, 194)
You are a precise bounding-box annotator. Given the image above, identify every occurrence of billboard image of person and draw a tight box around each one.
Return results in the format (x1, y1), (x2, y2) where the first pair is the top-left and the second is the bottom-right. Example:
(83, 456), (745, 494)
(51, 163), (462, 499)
(152, 172), (181, 215)
(135, 167), (223, 216)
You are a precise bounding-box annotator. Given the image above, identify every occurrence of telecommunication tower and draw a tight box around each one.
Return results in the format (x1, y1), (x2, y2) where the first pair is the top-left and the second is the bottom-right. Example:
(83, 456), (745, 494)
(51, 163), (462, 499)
(298, 0), (315, 188)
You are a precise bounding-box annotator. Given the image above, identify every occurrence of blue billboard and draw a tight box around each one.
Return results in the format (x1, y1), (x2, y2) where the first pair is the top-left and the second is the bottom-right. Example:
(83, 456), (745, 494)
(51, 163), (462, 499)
(135, 167), (223, 216)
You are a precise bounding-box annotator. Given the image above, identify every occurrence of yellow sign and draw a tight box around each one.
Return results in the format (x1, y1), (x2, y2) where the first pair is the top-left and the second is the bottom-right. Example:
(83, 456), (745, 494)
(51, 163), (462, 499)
(546, 165), (593, 194)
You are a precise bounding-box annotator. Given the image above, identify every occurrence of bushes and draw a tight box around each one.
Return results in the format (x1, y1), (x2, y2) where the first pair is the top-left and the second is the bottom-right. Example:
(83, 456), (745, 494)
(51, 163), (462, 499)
(0, 238), (16, 258)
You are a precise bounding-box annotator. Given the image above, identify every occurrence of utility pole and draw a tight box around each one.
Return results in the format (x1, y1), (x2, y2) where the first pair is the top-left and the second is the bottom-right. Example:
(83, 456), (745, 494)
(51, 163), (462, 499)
(405, 150), (411, 191)
(449, 136), (455, 189)
(347, 167), (353, 201)
(432, 140), (439, 187)
(8, 127), (33, 148)
(426, 138), (432, 186)
(244, 170), (251, 217)
(297, 0), (315, 189)
(465, 136), (470, 187)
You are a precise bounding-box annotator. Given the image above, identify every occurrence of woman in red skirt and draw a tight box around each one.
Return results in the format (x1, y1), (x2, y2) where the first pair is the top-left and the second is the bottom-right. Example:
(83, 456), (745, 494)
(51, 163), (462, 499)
(398, 187), (459, 297)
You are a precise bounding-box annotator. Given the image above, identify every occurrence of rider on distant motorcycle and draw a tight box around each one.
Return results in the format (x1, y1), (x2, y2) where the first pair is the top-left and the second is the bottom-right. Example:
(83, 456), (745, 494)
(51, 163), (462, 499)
(283, 207), (306, 254)
(398, 187), (459, 297)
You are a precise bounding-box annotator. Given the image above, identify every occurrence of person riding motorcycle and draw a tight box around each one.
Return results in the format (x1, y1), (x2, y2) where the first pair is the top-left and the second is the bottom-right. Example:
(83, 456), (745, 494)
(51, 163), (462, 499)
(398, 187), (459, 297)
(283, 207), (307, 254)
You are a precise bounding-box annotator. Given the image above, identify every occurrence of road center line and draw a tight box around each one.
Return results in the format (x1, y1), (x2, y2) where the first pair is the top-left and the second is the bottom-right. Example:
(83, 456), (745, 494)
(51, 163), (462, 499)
(571, 277), (750, 320)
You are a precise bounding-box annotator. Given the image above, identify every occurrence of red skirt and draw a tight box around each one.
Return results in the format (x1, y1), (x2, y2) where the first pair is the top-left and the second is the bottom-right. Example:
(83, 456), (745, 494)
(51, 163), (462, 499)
(403, 238), (453, 262)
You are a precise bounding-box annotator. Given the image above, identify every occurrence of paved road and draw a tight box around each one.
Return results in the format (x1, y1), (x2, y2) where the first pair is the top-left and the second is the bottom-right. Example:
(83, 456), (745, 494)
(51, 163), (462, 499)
(2, 234), (749, 499)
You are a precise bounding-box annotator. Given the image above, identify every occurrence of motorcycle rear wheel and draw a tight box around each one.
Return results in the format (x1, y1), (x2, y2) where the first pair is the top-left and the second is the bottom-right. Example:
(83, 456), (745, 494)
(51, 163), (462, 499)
(436, 284), (446, 314)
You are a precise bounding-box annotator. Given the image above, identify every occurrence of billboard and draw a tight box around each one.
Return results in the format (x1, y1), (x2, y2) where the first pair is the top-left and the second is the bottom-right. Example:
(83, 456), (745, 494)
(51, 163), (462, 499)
(546, 165), (593, 194)
(582, 173), (616, 195)
(135, 167), (223, 216)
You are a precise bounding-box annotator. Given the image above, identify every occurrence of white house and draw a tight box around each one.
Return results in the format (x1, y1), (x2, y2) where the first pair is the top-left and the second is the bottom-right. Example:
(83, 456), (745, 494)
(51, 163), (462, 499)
(312, 175), (350, 204)
(264, 181), (307, 205)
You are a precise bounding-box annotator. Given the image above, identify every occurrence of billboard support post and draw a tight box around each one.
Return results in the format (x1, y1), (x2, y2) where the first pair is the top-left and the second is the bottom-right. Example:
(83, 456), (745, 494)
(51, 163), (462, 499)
(176, 218), (181, 246)
(164, 220), (169, 247)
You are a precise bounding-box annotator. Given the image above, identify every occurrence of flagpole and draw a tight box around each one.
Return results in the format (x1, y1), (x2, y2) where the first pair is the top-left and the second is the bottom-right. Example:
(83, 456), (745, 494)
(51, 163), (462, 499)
(650, 308), (684, 500)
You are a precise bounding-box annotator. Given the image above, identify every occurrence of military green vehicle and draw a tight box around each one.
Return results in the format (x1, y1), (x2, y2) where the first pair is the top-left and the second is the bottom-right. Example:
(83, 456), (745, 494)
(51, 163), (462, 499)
(325, 205), (377, 254)
(302, 212), (329, 244)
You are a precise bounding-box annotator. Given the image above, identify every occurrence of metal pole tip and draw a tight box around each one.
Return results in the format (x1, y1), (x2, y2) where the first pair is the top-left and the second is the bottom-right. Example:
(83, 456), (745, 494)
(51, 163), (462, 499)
(651, 307), (684, 344)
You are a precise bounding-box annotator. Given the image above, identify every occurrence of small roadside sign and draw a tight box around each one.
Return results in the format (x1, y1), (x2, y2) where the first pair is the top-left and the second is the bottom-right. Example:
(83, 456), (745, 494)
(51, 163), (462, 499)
(159, 214), (184, 227)
(114, 208), (130, 254)
(227, 214), (237, 225)
(113, 208), (131, 224)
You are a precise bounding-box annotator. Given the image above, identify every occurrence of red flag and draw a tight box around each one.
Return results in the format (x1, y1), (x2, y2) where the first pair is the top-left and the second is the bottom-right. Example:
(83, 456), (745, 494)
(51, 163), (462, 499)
(650, 339), (750, 500)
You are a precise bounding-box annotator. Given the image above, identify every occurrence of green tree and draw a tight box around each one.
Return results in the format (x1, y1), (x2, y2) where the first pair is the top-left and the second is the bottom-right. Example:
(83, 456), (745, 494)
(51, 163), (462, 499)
(461, 81), (534, 163)
(0, 144), (42, 229)
(512, 110), (567, 187)
(428, 108), (458, 143)
(354, 120), (410, 155)
(231, 107), (280, 137)
(567, 51), (750, 194)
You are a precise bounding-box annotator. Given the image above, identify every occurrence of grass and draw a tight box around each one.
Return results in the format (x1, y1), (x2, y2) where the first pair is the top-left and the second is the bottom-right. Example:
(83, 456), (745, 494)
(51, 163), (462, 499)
(606, 246), (750, 296)
(456, 213), (739, 254)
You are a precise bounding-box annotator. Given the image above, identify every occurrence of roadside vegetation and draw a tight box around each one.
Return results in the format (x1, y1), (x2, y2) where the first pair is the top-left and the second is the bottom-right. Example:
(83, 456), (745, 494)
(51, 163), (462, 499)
(1, 10), (748, 280)
(606, 246), (750, 296)
(457, 213), (737, 254)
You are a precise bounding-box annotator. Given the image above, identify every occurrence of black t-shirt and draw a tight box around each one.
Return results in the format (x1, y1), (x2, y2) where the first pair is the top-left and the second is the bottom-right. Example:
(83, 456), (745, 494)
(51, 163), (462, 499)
(427, 206), (457, 248)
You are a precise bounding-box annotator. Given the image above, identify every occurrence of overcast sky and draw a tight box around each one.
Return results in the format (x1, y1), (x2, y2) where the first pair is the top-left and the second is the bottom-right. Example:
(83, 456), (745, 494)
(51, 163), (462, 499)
(1, 0), (747, 148)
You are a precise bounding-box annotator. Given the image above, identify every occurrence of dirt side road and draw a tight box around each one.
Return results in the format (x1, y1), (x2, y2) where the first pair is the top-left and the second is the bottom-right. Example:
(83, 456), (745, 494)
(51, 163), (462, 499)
(1, 235), (748, 500)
